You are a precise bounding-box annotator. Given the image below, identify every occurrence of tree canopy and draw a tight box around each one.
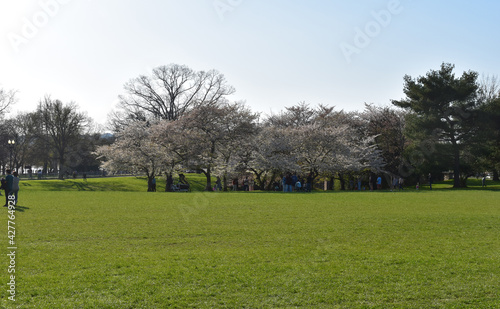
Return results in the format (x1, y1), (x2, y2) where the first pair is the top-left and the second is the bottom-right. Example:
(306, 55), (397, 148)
(2, 62), (500, 189)
(392, 63), (481, 188)
(110, 64), (235, 131)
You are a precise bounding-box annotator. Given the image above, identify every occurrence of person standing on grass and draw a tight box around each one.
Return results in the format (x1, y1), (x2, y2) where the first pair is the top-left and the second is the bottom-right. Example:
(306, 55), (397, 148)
(0, 177), (6, 197)
(398, 177), (404, 191)
(10, 172), (20, 205)
(392, 176), (398, 191)
(4, 170), (13, 206)
(482, 175), (486, 187)
(295, 179), (302, 192)
(428, 173), (433, 190)
(291, 174), (298, 192)
(243, 177), (249, 191)
(376, 176), (382, 190)
(306, 173), (313, 192)
(285, 174), (294, 192)
(166, 173), (174, 192)
(216, 176), (222, 191)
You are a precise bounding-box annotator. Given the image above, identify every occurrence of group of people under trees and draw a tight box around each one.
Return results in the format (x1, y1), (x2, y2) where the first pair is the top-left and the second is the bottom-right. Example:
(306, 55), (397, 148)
(329, 174), (400, 192)
(230, 177), (254, 191)
(161, 173), (190, 192)
(279, 173), (314, 192)
(150, 170), (465, 192)
(156, 172), (405, 192)
(226, 173), (314, 192)
(1, 170), (20, 206)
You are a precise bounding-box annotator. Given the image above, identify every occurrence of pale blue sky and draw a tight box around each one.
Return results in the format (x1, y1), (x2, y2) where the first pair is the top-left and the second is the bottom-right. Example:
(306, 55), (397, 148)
(1, 0), (499, 126)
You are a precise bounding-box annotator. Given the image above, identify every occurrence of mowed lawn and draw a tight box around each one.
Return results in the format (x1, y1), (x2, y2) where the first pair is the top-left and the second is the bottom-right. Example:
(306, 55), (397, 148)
(2, 177), (500, 308)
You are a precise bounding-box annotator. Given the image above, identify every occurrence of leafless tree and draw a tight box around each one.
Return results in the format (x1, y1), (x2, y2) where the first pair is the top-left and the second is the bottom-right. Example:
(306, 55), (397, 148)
(478, 75), (500, 105)
(0, 87), (17, 117)
(35, 97), (89, 179)
(112, 64), (235, 131)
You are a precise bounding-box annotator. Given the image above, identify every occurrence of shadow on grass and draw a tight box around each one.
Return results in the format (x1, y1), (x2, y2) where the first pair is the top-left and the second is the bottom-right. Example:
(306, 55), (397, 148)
(13, 205), (30, 212)
(71, 181), (96, 191)
(19, 176), (500, 193)
(18, 174), (214, 193)
(435, 187), (500, 192)
(2, 205), (30, 212)
(28, 178), (146, 192)
(420, 179), (500, 192)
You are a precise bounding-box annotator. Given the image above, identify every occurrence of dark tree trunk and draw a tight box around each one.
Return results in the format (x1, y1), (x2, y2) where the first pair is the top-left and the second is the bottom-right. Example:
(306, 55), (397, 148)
(266, 172), (278, 191)
(165, 173), (173, 192)
(147, 175), (154, 192)
(251, 169), (265, 190)
(204, 167), (212, 191)
(453, 148), (462, 188)
(493, 170), (499, 182)
(338, 173), (346, 191)
(58, 156), (65, 180)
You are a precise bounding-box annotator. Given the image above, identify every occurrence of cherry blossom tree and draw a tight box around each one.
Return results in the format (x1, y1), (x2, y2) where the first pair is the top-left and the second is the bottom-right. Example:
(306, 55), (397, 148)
(101, 100), (385, 191)
(361, 104), (406, 176)
(96, 121), (164, 191)
(246, 103), (385, 190)
(152, 102), (258, 191)
(249, 126), (300, 189)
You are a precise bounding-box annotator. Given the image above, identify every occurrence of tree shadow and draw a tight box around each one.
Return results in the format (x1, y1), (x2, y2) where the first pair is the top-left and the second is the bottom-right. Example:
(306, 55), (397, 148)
(71, 181), (95, 191)
(430, 185), (500, 192)
(11, 205), (29, 212)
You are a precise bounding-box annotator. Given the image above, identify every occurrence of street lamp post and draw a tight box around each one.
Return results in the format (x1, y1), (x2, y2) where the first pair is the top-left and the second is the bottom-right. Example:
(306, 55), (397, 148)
(8, 139), (15, 171)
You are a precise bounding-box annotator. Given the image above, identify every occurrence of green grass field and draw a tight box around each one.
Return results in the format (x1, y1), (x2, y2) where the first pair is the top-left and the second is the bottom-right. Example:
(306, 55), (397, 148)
(1, 176), (499, 308)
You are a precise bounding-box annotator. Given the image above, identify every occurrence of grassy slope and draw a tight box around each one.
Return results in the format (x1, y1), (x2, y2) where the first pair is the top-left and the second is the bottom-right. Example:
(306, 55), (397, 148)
(1, 177), (499, 308)
(17, 173), (500, 193)
(18, 174), (211, 192)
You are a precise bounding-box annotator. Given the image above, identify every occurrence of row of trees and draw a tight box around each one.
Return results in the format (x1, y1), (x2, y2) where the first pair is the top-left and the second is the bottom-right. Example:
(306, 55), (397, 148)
(0, 97), (111, 179)
(97, 64), (389, 190)
(2, 63), (499, 189)
(97, 101), (386, 191)
(97, 63), (500, 190)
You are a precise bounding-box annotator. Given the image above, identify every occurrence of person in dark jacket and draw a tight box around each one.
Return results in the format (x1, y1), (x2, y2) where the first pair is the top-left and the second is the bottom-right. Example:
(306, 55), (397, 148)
(10, 172), (20, 205)
(3, 170), (14, 206)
